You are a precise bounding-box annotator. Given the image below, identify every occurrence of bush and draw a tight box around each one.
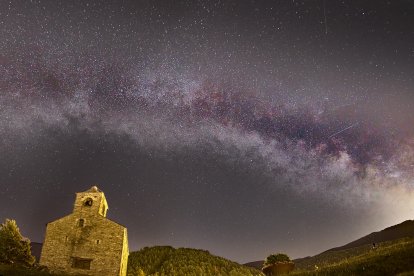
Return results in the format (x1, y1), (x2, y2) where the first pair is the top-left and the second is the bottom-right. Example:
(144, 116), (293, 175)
(264, 253), (291, 265)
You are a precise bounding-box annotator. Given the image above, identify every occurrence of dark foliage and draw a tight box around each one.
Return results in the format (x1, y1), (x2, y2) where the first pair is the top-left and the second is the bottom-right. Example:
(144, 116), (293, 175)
(264, 253), (291, 266)
(127, 246), (262, 276)
(0, 219), (35, 267)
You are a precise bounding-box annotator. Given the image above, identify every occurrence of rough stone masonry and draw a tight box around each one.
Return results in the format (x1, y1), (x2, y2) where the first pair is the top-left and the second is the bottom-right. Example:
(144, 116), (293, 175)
(40, 186), (129, 276)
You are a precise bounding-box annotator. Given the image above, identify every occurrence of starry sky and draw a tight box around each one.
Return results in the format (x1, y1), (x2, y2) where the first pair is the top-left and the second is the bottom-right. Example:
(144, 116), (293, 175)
(1, 0), (414, 263)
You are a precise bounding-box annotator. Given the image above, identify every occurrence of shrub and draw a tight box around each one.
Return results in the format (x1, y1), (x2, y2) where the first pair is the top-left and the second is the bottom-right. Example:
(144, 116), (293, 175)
(264, 253), (291, 265)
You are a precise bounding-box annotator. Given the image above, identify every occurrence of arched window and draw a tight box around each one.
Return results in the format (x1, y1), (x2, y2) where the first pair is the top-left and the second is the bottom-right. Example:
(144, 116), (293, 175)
(78, 219), (85, 227)
(84, 198), (93, 207)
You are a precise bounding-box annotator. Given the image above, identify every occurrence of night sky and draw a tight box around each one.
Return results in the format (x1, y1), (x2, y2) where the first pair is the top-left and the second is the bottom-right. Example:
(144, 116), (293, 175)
(1, 0), (414, 263)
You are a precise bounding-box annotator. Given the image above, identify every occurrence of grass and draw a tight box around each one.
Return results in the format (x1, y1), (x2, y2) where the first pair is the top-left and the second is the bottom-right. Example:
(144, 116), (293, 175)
(0, 264), (53, 276)
(0, 264), (70, 276)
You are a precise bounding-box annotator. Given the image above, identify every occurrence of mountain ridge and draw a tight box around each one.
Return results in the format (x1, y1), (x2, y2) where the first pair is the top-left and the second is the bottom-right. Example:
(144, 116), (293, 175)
(324, 219), (414, 252)
(245, 219), (414, 270)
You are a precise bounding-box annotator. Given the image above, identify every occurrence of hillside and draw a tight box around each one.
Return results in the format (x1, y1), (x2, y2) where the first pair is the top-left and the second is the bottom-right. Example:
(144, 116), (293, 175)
(294, 237), (413, 270)
(127, 246), (263, 276)
(292, 237), (414, 275)
(244, 260), (264, 270)
(293, 220), (414, 271)
(245, 220), (414, 270)
(325, 220), (414, 252)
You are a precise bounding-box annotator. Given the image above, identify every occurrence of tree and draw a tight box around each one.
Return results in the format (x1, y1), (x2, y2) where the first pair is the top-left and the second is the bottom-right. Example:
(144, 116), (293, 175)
(264, 253), (291, 265)
(0, 219), (35, 266)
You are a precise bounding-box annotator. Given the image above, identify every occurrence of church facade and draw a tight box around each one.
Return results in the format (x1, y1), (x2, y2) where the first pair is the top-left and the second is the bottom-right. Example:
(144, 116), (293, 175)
(40, 186), (129, 276)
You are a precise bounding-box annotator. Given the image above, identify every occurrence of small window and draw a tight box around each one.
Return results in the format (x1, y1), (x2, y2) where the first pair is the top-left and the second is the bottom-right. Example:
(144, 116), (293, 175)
(96, 239), (100, 244)
(78, 219), (85, 227)
(84, 198), (93, 207)
(72, 257), (92, 270)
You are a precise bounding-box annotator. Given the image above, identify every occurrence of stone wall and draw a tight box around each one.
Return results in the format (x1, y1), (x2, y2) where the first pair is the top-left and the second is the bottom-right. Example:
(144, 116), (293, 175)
(40, 187), (128, 276)
(73, 191), (108, 217)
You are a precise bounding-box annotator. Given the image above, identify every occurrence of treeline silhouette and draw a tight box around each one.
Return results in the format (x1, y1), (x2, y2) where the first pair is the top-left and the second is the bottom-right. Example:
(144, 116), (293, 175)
(127, 246), (261, 276)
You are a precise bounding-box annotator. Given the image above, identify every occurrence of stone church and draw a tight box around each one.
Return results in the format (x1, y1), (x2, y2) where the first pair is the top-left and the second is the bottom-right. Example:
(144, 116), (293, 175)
(40, 186), (129, 276)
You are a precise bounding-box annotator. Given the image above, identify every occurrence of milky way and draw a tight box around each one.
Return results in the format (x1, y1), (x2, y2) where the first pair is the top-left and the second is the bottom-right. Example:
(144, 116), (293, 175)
(1, 0), (414, 262)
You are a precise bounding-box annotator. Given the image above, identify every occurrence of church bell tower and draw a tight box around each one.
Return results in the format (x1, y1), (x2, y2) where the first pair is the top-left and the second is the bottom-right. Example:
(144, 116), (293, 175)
(73, 185), (108, 217)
